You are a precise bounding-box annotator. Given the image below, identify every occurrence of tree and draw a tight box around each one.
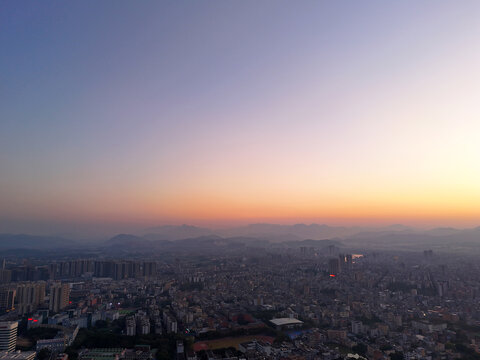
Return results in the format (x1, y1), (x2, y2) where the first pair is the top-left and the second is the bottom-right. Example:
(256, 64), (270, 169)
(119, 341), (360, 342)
(274, 331), (288, 344)
(64, 347), (78, 360)
(390, 351), (404, 360)
(94, 320), (108, 329)
(156, 349), (170, 360)
(37, 348), (52, 360)
(352, 343), (367, 356)
(237, 314), (249, 325)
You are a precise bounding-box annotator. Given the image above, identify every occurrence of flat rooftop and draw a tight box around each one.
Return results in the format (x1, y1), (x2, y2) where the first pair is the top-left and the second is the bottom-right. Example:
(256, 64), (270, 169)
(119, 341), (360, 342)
(269, 318), (304, 326)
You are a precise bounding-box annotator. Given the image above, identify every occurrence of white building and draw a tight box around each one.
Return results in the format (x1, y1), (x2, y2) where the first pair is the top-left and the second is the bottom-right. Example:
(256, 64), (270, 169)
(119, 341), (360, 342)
(351, 321), (364, 334)
(126, 317), (136, 336)
(0, 322), (18, 352)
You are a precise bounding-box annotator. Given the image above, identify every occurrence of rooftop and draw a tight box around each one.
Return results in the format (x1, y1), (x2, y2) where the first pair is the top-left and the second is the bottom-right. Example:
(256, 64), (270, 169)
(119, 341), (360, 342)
(269, 318), (304, 326)
(0, 351), (36, 360)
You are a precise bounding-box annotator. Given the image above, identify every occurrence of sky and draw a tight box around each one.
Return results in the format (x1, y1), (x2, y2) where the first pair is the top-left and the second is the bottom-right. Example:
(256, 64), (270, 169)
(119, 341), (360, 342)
(1, 1), (480, 237)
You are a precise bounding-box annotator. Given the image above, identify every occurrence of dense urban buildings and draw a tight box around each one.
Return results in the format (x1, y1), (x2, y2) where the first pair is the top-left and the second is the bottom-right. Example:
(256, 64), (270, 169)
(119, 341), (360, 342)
(2, 0), (480, 359)
(0, 239), (478, 359)
(16, 282), (46, 315)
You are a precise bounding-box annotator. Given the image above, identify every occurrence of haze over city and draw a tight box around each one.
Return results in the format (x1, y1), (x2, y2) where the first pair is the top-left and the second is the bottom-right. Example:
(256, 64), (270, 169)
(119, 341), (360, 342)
(1, 1), (480, 238)
(2, 3), (480, 360)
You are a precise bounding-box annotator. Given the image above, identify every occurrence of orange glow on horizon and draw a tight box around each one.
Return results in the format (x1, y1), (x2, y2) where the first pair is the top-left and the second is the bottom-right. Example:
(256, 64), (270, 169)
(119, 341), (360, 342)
(10, 188), (479, 229)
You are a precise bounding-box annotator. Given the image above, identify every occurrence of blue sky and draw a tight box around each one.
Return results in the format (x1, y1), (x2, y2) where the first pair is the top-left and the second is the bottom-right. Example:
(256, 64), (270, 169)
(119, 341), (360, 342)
(1, 1), (480, 237)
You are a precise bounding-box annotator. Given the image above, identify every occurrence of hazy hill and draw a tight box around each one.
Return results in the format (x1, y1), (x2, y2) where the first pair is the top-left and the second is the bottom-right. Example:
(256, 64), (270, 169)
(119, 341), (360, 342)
(105, 234), (154, 248)
(283, 238), (342, 248)
(0, 234), (75, 249)
(142, 224), (213, 240)
(139, 223), (430, 243)
(343, 227), (480, 253)
(216, 223), (416, 240)
(3, 224), (480, 254)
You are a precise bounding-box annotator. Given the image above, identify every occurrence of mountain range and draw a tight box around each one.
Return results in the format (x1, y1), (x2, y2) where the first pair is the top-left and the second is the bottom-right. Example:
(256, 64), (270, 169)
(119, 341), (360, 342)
(0, 224), (480, 253)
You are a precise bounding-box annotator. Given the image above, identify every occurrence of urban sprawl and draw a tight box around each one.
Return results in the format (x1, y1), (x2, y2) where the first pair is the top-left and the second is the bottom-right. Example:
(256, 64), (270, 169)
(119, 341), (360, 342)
(0, 246), (478, 360)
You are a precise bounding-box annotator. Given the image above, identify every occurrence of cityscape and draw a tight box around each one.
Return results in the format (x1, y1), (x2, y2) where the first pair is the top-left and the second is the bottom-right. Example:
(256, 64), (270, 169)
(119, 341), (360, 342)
(0, 227), (479, 359)
(1, 1), (480, 360)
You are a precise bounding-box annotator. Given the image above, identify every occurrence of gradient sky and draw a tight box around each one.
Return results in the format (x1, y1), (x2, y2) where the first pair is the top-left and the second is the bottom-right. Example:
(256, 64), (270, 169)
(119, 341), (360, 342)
(1, 1), (480, 236)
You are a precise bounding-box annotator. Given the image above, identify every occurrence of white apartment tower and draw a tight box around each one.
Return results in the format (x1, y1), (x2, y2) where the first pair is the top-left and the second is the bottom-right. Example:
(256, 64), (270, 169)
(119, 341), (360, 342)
(0, 321), (17, 352)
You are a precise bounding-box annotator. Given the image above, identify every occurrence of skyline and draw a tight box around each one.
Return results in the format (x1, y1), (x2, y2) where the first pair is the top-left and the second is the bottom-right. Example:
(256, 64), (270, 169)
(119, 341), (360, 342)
(1, 1), (480, 236)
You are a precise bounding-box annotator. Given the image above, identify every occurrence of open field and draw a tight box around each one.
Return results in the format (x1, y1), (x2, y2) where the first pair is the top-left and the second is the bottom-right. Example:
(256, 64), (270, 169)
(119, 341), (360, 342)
(193, 335), (274, 351)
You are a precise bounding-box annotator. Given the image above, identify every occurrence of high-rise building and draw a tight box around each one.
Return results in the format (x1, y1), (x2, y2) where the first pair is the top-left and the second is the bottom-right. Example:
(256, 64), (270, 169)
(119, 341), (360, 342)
(16, 282), (46, 315)
(126, 316), (136, 336)
(0, 288), (16, 313)
(328, 258), (340, 276)
(0, 321), (18, 352)
(0, 270), (11, 284)
(345, 254), (353, 269)
(143, 262), (156, 277)
(351, 320), (364, 334)
(49, 283), (70, 313)
(0, 261), (10, 285)
(0, 259), (12, 283)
